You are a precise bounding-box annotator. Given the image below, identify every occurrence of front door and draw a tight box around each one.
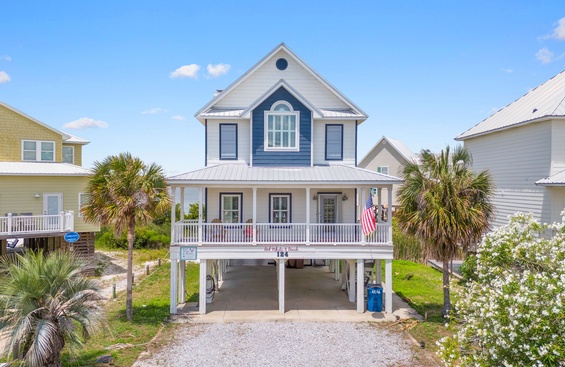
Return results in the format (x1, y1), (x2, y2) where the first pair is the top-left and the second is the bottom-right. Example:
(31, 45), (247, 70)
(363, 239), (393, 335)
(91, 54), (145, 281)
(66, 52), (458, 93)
(43, 193), (62, 229)
(319, 194), (338, 224)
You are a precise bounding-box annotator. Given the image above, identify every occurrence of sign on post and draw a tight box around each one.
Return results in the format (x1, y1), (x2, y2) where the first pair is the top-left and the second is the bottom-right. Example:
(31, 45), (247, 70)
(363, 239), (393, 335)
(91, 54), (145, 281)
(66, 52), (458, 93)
(64, 231), (80, 243)
(180, 246), (197, 260)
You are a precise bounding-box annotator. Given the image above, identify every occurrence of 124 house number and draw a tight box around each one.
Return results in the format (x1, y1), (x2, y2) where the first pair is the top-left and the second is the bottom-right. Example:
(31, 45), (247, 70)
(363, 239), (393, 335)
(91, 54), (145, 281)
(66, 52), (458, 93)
(276, 251), (289, 258)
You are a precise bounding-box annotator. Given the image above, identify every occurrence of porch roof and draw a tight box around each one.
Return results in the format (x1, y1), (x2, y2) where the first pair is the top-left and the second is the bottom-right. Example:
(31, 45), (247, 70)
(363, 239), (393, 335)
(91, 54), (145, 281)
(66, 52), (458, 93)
(0, 162), (91, 176)
(536, 169), (565, 186)
(168, 164), (403, 186)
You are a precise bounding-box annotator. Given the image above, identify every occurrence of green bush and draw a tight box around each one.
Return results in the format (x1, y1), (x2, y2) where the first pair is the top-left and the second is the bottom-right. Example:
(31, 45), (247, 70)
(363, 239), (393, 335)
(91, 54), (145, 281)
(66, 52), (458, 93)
(95, 224), (170, 249)
(392, 218), (425, 263)
(459, 253), (477, 282)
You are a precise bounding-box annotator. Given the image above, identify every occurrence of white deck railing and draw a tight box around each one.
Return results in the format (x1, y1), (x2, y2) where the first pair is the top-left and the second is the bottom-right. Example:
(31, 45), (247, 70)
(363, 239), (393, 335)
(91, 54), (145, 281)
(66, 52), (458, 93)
(0, 212), (75, 236)
(173, 221), (390, 246)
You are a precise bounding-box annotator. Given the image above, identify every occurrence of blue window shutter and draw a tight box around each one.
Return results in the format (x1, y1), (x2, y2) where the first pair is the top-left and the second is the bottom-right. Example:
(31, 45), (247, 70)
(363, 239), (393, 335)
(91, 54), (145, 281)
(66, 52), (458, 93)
(325, 124), (343, 160)
(220, 124), (237, 160)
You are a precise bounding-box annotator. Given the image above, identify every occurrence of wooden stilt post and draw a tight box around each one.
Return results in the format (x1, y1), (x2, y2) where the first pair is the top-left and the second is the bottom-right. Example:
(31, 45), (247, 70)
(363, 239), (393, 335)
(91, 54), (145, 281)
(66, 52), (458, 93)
(199, 259), (207, 315)
(170, 259), (178, 314)
(278, 258), (286, 313)
(357, 259), (365, 313)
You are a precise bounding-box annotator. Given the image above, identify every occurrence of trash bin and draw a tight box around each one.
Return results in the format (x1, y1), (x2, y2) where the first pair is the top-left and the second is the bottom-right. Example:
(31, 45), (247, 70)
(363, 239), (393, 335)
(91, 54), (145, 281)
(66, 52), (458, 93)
(367, 284), (383, 312)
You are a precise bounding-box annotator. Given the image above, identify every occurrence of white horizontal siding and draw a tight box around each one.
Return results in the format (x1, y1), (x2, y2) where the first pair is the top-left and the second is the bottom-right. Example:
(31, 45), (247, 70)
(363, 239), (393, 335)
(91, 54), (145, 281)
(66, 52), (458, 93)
(551, 120), (565, 175)
(206, 120), (250, 165)
(216, 50), (348, 109)
(312, 121), (356, 166)
(464, 121), (552, 228)
(549, 187), (565, 224)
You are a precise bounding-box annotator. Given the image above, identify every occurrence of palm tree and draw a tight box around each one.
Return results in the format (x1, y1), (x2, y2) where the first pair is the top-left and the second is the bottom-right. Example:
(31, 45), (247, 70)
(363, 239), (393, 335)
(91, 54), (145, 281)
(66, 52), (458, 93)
(0, 250), (103, 367)
(396, 145), (493, 316)
(82, 152), (171, 321)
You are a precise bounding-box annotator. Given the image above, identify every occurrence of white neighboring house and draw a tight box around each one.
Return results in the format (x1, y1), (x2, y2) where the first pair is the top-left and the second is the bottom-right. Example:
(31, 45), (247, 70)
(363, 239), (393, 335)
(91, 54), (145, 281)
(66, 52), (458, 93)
(168, 43), (403, 316)
(456, 70), (565, 228)
(358, 136), (418, 207)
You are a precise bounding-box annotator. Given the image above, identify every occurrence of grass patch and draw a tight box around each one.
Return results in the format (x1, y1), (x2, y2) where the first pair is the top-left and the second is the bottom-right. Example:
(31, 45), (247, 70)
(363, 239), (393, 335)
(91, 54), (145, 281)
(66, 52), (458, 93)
(61, 259), (199, 367)
(388, 260), (454, 353)
(95, 244), (170, 267)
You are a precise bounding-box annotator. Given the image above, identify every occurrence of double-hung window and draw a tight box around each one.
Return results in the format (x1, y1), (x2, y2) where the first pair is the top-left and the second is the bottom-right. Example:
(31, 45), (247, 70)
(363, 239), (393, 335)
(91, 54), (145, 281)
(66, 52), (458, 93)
(62, 146), (74, 164)
(377, 166), (389, 175)
(219, 124), (237, 160)
(220, 193), (242, 224)
(264, 101), (299, 151)
(270, 194), (291, 223)
(22, 140), (55, 161)
(325, 124), (343, 160)
(78, 193), (90, 218)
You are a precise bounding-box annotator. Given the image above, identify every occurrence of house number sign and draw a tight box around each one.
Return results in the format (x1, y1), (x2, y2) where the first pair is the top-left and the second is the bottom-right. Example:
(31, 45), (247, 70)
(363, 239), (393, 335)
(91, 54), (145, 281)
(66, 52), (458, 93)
(264, 245), (299, 258)
(180, 246), (197, 260)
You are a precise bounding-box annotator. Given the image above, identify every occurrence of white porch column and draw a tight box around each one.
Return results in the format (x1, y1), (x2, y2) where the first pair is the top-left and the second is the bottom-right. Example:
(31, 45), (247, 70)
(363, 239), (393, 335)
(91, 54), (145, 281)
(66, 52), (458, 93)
(377, 188), (382, 222)
(170, 258), (178, 314)
(360, 188), (366, 244)
(278, 259), (286, 313)
(356, 259), (365, 313)
(179, 260), (186, 304)
(199, 259), (207, 315)
(376, 260), (382, 284)
(252, 187), (257, 243)
(171, 186), (177, 245)
(387, 187), (393, 243)
(305, 187), (310, 244)
(334, 259), (340, 281)
(180, 187), (186, 219)
(385, 259), (393, 313)
(348, 260), (355, 303)
(198, 187), (203, 244)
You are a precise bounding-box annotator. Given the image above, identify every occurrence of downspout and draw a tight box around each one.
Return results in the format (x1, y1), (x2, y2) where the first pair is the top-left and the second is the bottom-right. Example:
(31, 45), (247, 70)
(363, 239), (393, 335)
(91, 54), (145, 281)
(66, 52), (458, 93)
(205, 119), (208, 166)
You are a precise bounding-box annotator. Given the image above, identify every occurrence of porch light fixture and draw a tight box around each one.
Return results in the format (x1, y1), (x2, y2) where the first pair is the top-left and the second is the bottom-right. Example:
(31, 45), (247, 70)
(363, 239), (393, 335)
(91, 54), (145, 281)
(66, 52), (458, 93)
(34, 193), (40, 198)
(313, 195), (318, 201)
(342, 194), (348, 201)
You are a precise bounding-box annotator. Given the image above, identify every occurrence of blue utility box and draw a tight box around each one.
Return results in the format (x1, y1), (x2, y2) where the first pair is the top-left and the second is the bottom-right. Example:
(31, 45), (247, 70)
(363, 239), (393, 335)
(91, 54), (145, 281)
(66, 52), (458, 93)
(367, 284), (383, 312)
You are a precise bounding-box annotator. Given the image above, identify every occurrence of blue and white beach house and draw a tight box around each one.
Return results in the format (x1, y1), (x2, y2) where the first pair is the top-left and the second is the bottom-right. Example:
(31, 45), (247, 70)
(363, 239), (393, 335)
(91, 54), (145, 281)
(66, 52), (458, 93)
(168, 44), (402, 315)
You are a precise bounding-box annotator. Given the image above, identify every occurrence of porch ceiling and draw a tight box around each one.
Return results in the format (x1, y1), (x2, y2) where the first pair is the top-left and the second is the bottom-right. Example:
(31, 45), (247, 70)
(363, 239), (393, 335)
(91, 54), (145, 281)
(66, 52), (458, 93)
(168, 164), (403, 186)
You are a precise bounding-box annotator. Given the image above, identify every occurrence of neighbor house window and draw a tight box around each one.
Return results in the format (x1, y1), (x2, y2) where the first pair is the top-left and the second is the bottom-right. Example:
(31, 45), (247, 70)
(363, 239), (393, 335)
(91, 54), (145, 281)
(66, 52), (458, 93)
(264, 101), (299, 151)
(270, 194), (291, 223)
(219, 124), (237, 160)
(377, 166), (389, 175)
(325, 124), (343, 160)
(220, 193), (242, 223)
(22, 140), (55, 161)
(62, 146), (74, 164)
(78, 193), (90, 218)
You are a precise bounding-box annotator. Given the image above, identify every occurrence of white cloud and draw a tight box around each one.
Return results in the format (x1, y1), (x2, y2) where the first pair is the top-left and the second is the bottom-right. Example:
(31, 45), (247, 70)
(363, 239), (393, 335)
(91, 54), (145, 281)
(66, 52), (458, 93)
(142, 107), (167, 115)
(170, 64), (200, 79)
(63, 117), (109, 130)
(206, 63), (231, 78)
(2, 56), (11, 61)
(551, 17), (565, 40)
(536, 47), (554, 64)
(501, 68), (513, 73)
(171, 115), (185, 121)
(0, 71), (10, 83)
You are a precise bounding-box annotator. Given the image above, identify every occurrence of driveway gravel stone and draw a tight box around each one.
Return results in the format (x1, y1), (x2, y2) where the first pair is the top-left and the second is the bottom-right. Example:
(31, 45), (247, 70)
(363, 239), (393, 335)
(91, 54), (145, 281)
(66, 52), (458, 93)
(133, 322), (417, 367)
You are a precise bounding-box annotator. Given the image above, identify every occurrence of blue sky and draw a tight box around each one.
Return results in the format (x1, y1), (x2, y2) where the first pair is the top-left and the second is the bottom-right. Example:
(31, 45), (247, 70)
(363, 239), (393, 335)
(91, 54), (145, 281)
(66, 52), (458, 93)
(1, 1), (564, 175)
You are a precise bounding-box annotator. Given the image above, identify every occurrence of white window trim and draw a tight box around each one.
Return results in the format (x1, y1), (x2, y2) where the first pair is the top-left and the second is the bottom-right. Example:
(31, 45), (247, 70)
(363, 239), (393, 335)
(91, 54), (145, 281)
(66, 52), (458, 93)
(220, 193), (242, 224)
(78, 192), (89, 218)
(22, 140), (55, 162)
(377, 166), (389, 175)
(264, 101), (300, 152)
(270, 194), (291, 224)
(62, 145), (75, 164)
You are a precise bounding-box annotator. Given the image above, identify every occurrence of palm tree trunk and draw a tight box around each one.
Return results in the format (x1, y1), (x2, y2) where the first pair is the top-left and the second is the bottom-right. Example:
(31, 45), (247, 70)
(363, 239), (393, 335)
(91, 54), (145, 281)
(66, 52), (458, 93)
(442, 259), (451, 317)
(126, 219), (135, 321)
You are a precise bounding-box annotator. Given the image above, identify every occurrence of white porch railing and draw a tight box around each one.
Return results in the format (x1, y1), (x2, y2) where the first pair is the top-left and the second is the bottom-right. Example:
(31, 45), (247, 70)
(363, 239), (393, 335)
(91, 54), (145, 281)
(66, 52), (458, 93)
(173, 221), (390, 246)
(0, 212), (75, 236)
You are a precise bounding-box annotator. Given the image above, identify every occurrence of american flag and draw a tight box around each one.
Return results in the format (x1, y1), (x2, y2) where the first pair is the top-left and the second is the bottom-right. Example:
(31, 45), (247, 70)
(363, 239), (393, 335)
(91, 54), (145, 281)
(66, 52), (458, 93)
(361, 195), (376, 235)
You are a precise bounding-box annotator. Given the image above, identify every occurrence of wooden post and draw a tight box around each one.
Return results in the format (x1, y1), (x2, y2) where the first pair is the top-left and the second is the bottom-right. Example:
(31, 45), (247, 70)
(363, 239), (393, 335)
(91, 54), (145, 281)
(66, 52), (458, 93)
(305, 187), (310, 245)
(170, 259), (178, 314)
(179, 260), (186, 304)
(357, 259), (365, 313)
(385, 259), (393, 313)
(334, 259), (340, 281)
(376, 260), (382, 284)
(199, 259), (207, 315)
(278, 258), (286, 313)
(348, 260), (355, 303)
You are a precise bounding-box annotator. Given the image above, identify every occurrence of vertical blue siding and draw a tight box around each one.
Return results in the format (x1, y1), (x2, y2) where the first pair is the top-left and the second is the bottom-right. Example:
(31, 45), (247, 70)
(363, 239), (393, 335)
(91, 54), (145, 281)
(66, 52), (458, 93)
(252, 87), (311, 166)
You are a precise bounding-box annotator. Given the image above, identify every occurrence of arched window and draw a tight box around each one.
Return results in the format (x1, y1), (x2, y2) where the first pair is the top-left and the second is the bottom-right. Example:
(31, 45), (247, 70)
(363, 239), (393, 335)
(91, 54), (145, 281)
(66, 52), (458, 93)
(264, 101), (300, 151)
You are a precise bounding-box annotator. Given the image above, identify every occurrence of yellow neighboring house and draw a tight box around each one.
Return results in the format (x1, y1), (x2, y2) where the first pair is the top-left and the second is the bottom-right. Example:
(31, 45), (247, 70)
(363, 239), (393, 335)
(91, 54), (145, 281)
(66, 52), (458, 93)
(0, 101), (99, 257)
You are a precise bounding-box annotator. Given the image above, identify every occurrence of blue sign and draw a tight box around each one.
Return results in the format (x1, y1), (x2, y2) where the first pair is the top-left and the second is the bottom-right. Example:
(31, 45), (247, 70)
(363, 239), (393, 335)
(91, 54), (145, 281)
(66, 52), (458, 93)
(64, 232), (80, 243)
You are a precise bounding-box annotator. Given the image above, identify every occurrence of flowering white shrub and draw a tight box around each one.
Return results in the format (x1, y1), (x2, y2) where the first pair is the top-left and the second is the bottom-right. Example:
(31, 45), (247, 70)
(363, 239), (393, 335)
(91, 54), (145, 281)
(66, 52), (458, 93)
(437, 213), (565, 366)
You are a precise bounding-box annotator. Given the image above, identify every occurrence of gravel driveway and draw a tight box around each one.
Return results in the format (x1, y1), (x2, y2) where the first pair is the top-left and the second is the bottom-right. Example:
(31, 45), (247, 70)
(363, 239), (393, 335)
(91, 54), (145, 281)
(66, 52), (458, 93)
(133, 322), (418, 367)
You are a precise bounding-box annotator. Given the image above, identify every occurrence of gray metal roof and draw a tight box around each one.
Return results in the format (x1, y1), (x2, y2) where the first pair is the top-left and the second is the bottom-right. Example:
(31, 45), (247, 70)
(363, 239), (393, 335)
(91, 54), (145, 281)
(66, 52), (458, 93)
(200, 108), (245, 118)
(358, 136), (419, 168)
(168, 164), (403, 186)
(0, 162), (91, 176)
(457, 70), (565, 140)
(536, 169), (565, 186)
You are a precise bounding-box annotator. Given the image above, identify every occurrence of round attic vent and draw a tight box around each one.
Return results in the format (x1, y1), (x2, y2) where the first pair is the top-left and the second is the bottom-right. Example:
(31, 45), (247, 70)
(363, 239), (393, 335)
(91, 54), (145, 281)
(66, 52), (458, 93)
(276, 58), (288, 71)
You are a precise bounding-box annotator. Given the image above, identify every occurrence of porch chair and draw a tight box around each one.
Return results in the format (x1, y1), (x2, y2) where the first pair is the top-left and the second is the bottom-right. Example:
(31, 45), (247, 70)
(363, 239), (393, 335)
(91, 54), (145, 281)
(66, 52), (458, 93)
(243, 219), (257, 242)
(210, 218), (226, 242)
